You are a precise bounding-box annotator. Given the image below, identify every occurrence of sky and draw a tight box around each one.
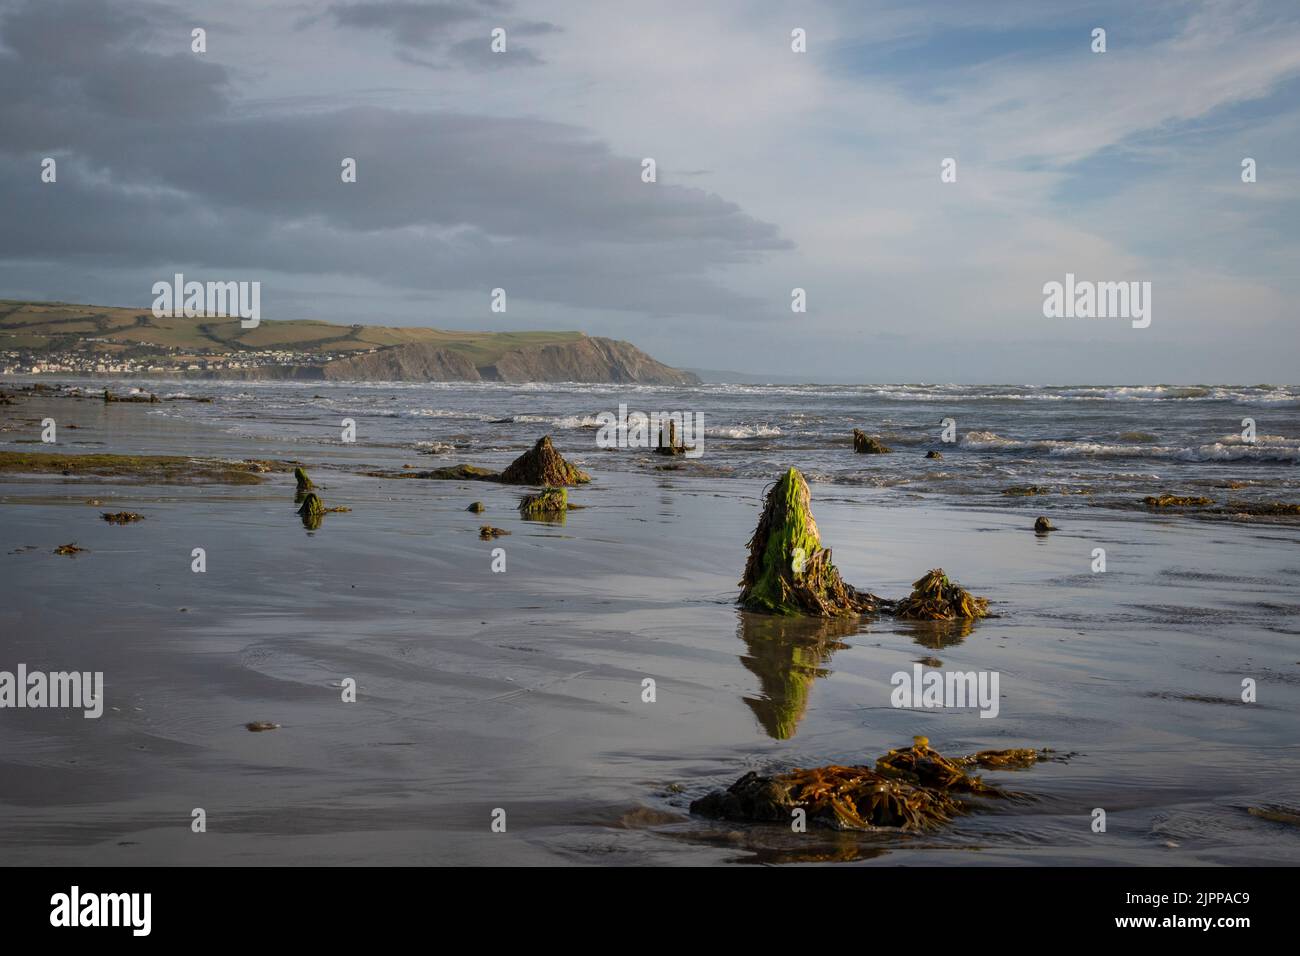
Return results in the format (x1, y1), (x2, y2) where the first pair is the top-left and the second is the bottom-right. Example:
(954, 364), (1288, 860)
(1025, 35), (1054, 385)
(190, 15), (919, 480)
(1, 0), (1297, 383)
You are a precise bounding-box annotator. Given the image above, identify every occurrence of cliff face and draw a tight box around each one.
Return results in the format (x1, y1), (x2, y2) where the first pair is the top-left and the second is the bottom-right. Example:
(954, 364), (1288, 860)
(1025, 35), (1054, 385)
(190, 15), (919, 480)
(483, 337), (698, 385)
(322, 344), (482, 382)
(317, 335), (698, 385)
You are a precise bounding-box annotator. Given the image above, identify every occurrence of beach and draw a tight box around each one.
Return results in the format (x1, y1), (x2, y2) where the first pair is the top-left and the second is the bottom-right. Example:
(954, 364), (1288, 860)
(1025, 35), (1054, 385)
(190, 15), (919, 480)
(1, 382), (1298, 865)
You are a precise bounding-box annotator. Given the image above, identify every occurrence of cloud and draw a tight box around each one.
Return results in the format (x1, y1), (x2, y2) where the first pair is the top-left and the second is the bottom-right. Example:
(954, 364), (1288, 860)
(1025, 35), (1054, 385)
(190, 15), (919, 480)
(0, 0), (789, 324)
(324, 0), (557, 68)
(1, 0), (1298, 380)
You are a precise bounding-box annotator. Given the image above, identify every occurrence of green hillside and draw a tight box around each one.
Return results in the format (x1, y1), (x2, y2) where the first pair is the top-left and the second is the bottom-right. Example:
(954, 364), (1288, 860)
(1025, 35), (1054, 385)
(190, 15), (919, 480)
(0, 300), (585, 363)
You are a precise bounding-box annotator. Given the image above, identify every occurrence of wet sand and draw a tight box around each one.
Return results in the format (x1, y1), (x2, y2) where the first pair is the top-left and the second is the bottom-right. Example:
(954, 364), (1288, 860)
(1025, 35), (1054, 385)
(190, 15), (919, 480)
(1, 392), (1299, 865)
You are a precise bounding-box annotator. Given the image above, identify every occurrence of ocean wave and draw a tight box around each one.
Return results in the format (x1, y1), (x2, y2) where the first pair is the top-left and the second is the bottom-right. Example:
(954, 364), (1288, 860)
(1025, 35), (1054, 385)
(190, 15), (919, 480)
(709, 425), (782, 438)
(959, 430), (1300, 462)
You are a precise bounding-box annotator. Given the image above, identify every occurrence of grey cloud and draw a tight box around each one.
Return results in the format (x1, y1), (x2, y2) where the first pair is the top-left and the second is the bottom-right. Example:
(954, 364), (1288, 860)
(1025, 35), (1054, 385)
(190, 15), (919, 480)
(324, 0), (556, 68)
(327, 1), (485, 46)
(446, 35), (544, 69)
(0, 0), (790, 321)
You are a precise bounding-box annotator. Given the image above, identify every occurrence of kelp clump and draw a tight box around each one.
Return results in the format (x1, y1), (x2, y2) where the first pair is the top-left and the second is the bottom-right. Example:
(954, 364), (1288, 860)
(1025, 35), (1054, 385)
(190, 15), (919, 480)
(739, 467), (878, 616)
(479, 525), (510, 540)
(101, 511), (144, 524)
(498, 436), (590, 486)
(853, 429), (891, 454)
(1144, 493), (1212, 508)
(894, 568), (988, 620)
(691, 737), (1046, 831)
(519, 486), (567, 516)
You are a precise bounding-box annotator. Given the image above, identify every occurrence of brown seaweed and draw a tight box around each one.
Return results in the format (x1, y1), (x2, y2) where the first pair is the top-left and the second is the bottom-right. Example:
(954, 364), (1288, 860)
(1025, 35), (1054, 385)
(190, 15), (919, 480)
(894, 569), (988, 620)
(691, 736), (1046, 832)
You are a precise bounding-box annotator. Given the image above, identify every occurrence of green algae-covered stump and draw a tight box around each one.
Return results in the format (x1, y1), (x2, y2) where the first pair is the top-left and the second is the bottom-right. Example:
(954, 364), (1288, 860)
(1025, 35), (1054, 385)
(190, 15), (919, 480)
(294, 466), (314, 492)
(499, 436), (590, 486)
(519, 486), (567, 516)
(297, 492), (326, 530)
(739, 467), (878, 616)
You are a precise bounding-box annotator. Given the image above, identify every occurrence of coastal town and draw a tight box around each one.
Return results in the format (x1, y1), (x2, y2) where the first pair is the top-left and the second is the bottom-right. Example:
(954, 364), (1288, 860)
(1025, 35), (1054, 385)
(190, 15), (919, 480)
(0, 345), (365, 377)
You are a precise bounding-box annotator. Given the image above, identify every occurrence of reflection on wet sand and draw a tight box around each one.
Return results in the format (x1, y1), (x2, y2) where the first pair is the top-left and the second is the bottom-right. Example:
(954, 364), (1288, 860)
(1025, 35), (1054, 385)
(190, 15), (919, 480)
(666, 824), (891, 865)
(736, 611), (865, 740)
(897, 616), (976, 650)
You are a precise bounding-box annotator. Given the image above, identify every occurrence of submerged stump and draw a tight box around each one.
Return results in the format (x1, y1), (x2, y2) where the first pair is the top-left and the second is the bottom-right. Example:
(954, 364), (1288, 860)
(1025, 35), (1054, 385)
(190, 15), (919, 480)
(853, 429), (891, 454)
(656, 419), (686, 456)
(498, 436), (590, 486)
(294, 467), (314, 492)
(739, 467), (878, 616)
(519, 486), (567, 516)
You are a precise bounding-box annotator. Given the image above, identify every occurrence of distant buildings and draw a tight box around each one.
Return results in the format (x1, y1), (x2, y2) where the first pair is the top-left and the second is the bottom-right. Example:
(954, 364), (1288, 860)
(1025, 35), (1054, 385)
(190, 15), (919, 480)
(1, 345), (379, 376)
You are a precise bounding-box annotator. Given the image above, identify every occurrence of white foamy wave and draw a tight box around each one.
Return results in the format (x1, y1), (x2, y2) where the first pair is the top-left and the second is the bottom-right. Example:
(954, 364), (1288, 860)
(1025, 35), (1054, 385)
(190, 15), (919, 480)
(402, 407), (474, 419)
(709, 425), (783, 438)
(414, 440), (455, 454)
(1045, 441), (1178, 458)
(959, 429), (1300, 462)
(959, 430), (1030, 449)
(1179, 441), (1300, 463)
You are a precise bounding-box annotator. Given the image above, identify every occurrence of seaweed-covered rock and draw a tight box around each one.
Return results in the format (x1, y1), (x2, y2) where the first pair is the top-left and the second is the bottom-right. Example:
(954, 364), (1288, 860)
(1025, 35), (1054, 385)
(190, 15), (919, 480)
(691, 736), (1046, 831)
(1223, 501), (1300, 516)
(739, 467), (879, 616)
(1033, 516), (1054, 533)
(894, 568), (988, 620)
(853, 429), (891, 454)
(297, 493), (325, 517)
(479, 525), (510, 540)
(103, 389), (159, 404)
(1003, 485), (1048, 497)
(925, 450), (943, 459)
(519, 486), (567, 516)
(499, 436), (590, 486)
(467, 501), (486, 513)
(294, 466), (314, 492)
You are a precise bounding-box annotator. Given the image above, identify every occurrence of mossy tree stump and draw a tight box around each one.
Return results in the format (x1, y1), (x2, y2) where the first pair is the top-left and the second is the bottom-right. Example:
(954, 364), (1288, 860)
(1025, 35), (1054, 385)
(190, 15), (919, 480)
(739, 467), (878, 616)
(499, 436), (590, 486)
